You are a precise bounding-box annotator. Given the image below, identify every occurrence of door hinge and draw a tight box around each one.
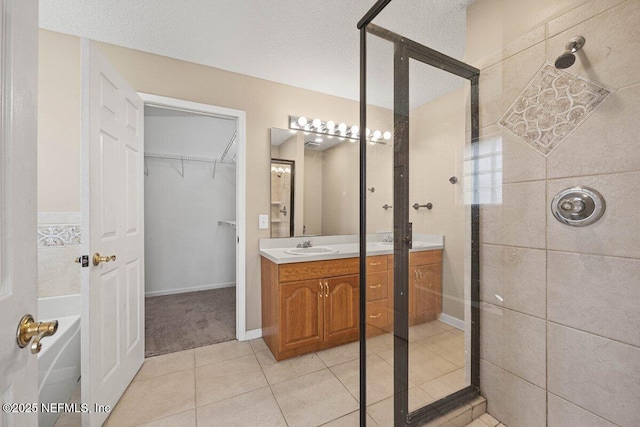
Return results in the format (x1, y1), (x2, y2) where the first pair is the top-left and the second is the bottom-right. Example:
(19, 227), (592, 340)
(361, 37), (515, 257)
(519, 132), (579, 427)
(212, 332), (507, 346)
(74, 255), (89, 267)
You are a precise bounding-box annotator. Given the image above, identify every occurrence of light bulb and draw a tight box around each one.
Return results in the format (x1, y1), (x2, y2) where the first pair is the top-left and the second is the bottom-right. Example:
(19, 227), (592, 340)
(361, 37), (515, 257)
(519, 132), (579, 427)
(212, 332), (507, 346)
(312, 118), (322, 129)
(338, 122), (347, 132)
(373, 130), (382, 139)
(314, 137), (323, 143)
(297, 116), (308, 127)
(383, 131), (391, 140)
(351, 125), (359, 135)
(326, 120), (335, 131)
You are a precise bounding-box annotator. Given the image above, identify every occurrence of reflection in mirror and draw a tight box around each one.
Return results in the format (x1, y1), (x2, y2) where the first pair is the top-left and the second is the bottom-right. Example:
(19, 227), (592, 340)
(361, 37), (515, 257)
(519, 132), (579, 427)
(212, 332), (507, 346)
(270, 160), (294, 237)
(270, 128), (359, 237)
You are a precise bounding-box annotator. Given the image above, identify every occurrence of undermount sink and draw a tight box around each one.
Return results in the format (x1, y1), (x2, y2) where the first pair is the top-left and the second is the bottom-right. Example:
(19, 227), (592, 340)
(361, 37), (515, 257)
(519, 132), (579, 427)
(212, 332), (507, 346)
(284, 247), (339, 255)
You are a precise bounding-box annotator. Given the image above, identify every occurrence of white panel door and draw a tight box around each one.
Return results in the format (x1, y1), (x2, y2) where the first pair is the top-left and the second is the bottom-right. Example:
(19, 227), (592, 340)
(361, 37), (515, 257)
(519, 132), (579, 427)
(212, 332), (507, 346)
(81, 39), (145, 427)
(0, 1), (39, 426)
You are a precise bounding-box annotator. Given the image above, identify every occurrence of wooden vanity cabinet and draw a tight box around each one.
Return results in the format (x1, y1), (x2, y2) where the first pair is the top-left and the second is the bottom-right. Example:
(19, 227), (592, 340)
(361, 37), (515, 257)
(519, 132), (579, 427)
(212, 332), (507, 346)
(409, 250), (443, 325)
(261, 249), (443, 360)
(386, 250), (443, 328)
(261, 257), (359, 360)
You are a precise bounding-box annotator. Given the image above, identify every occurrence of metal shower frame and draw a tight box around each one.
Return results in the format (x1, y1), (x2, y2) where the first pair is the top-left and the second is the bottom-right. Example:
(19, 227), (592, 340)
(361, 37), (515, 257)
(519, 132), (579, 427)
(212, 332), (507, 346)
(357, 2), (481, 425)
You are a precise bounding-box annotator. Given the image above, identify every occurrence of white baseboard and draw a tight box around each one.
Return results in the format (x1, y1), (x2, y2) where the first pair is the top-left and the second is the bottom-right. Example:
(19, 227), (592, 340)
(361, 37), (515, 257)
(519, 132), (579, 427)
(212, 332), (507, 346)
(145, 282), (235, 297)
(243, 328), (262, 341)
(439, 313), (465, 331)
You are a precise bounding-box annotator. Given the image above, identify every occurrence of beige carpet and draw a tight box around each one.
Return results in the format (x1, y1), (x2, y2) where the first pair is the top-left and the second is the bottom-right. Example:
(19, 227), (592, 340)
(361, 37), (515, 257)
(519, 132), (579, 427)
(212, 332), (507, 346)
(145, 287), (236, 357)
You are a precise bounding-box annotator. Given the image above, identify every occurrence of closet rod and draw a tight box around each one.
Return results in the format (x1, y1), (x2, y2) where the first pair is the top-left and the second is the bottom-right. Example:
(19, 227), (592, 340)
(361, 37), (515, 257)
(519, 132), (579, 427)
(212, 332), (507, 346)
(144, 152), (234, 164)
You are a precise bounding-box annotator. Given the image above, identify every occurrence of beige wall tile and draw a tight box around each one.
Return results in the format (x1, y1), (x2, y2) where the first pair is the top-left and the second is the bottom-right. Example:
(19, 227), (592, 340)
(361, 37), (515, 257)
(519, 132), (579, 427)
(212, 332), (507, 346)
(548, 84), (640, 179)
(37, 246), (81, 297)
(466, 0), (583, 63)
(547, 393), (617, 427)
(547, 1), (640, 89)
(501, 371), (546, 427)
(480, 244), (546, 318)
(547, 0), (628, 36)
(548, 322), (640, 426)
(496, 127), (546, 184)
(548, 251), (640, 347)
(480, 359), (545, 427)
(547, 171), (640, 258)
(480, 303), (546, 388)
(479, 360), (506, 423)
(480, 302), (504, 368)
(480, 180), (546, 249)
(503, 310), (546, 388)
(196, 387), (287, 427)
(479, 43), (546, 128)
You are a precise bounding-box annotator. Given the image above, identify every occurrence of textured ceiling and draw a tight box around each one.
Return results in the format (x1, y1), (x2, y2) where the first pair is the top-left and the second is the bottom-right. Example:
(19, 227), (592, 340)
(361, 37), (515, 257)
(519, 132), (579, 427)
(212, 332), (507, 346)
(40, 0), (472, 109)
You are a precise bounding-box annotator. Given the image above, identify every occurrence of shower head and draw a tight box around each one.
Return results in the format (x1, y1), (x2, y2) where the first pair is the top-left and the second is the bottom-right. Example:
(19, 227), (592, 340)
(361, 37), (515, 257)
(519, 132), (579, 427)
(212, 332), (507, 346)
(554, 36), (585, 69)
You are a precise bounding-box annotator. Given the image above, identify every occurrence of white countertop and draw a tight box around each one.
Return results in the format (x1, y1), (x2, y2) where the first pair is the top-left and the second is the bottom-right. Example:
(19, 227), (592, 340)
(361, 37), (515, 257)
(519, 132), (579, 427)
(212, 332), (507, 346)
(259, 234), (444, 264)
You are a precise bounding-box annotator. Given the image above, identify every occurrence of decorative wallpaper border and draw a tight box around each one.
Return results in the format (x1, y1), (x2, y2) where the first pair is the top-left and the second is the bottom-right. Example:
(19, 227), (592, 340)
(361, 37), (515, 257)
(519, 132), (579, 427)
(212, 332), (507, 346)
(38, 224), (81, 247)
(498, 63), (614, 156)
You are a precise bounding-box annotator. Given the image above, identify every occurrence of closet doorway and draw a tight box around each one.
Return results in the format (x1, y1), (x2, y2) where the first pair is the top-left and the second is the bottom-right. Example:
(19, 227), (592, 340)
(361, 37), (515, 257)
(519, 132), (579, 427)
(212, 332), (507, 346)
(140, 94), (246, 357)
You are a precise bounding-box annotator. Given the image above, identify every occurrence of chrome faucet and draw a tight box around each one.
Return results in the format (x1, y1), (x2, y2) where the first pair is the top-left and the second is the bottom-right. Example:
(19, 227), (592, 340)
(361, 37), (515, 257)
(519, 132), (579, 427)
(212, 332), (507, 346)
(297, 240), (312, 248)
(382, 234), (393, 243)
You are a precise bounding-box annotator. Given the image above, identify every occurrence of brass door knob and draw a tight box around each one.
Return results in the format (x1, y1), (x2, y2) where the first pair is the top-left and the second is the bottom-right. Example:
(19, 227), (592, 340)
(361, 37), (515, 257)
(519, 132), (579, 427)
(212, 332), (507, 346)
(16, 314), (58, 354)
(93, 253), (116, 266)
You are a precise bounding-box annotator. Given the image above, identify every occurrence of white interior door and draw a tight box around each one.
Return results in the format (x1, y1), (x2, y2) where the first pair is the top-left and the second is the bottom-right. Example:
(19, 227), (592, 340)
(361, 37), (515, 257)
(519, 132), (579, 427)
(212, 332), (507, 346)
(0, 1), (39, 425)
(80, 39), (145, 427)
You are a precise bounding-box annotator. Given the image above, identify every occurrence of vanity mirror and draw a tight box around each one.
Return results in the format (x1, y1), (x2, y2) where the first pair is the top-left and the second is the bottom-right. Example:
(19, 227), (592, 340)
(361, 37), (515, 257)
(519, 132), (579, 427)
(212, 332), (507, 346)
(270, 127), (359, 237)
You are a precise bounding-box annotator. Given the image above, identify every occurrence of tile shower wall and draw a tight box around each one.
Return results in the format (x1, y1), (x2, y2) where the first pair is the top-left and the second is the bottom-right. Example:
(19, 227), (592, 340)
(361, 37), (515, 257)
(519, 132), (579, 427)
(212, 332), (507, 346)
(467, 0), (640, 426)
(37, 212), (81, 297)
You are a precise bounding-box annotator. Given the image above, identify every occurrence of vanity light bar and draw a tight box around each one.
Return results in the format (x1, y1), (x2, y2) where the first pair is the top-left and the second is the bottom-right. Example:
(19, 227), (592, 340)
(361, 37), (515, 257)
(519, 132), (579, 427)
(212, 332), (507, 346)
(288, 115), (392, 145)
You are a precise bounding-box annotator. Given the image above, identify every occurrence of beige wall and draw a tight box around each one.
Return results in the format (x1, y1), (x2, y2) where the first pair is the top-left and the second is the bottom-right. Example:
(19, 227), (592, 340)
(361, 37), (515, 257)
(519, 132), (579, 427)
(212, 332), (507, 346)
(321, 141), (360, 235)
(37, 29), (391, 328)
(38, 31), (81, 212)
(468, 0), (640, 425)
(410, 89), (467, 320)
(303, 150), (323, 236)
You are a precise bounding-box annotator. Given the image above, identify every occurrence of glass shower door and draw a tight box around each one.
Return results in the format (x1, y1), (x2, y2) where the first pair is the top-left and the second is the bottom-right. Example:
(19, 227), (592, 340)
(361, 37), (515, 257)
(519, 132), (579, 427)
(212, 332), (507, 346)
(360, 17), (480, 426)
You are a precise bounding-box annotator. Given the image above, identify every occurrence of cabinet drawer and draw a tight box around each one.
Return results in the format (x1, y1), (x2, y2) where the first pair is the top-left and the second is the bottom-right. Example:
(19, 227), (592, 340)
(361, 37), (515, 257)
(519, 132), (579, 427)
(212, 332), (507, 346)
(279, 257), (359, 282)
(409, 249), (442, 266)
(367, 299), (388, 330)
(367, 255), (387, 273)
(366, 272), (388, 302)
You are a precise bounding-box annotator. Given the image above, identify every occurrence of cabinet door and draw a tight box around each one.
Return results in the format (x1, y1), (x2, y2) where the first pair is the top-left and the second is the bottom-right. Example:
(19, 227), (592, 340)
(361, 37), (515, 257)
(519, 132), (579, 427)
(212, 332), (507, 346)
(324, 274), (360, 344)
(409, 264), (443, 325)
(280, 280), (324, 353)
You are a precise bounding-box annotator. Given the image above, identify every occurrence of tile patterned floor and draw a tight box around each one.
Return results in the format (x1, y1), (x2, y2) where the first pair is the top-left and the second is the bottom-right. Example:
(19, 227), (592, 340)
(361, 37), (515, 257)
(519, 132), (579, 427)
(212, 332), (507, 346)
(58, 320), (482, 427)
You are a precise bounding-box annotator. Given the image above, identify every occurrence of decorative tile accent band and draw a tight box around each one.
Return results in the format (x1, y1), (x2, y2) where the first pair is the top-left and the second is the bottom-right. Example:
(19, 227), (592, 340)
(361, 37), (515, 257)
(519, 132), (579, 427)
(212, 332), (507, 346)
(499, 64), (614, 155)
(38, 225), (81, 247)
